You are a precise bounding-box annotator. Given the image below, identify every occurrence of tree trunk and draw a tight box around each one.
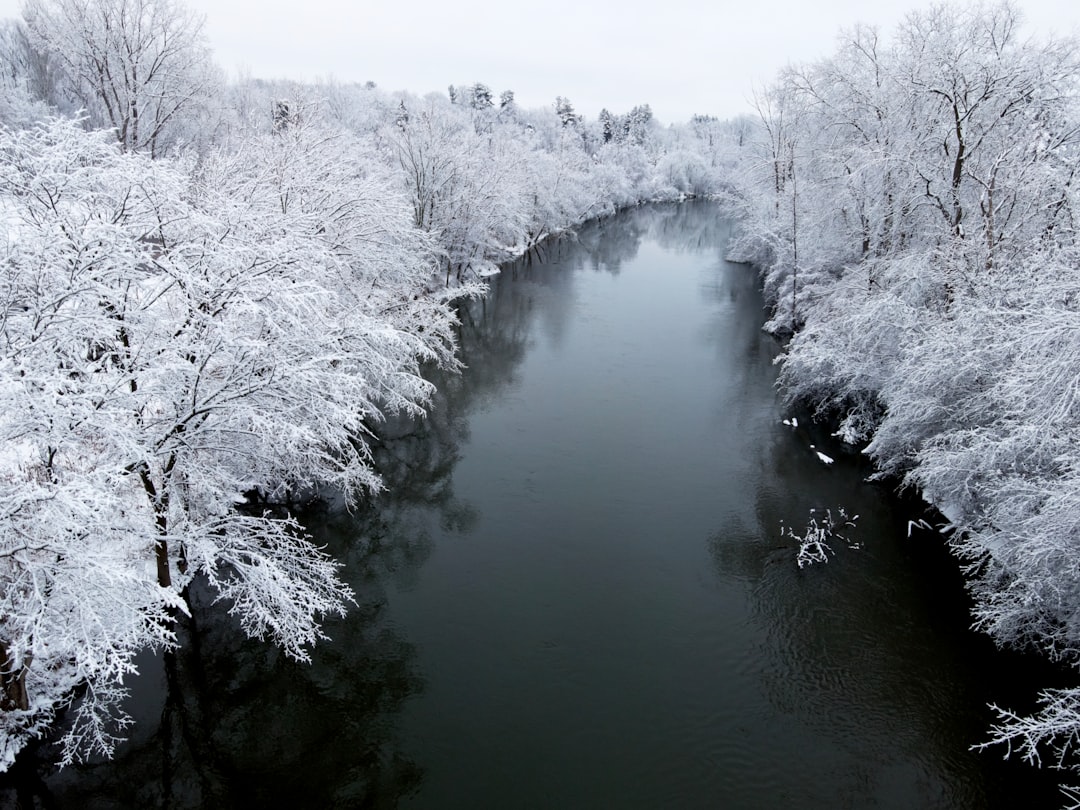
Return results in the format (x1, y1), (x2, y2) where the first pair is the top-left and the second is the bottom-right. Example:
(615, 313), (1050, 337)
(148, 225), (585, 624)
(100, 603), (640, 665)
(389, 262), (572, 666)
(0, 641), (30, 712)
(138, 462), (173, 589)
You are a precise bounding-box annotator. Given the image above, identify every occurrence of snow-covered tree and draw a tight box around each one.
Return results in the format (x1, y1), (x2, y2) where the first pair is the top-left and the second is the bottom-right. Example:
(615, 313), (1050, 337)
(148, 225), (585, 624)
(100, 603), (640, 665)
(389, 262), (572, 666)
(388, 101), (527, 279)
(0, 115), (471, 768)
(394, 99), (409, 130)
(0, 18), (61, 126)
(23, 0), (218, 155)
(469, 82), (493, 110)
(624, 103), (653, 146)
(554, 95), (581, 128)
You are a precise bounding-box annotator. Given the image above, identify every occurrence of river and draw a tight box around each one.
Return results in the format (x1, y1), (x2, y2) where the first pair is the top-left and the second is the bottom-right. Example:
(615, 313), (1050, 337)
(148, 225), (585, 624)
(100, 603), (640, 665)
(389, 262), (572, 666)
(6, 201), (1062, 808)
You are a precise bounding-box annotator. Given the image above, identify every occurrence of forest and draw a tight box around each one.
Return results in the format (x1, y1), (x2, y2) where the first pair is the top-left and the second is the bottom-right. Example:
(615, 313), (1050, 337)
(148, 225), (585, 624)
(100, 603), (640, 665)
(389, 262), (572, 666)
(2, 0), (1080, 799)
(0, 0), (743, 773)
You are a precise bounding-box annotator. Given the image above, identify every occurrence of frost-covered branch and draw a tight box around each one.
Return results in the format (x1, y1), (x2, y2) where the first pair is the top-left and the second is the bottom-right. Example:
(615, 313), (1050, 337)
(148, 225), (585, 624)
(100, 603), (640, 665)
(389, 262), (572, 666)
(783, 507), (860, 568)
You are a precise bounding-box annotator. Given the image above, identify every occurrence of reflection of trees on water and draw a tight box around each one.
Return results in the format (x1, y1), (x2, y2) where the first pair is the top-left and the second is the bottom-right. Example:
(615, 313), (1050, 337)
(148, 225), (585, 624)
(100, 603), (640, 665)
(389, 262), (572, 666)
(570, 200), (732, 274)
(697, 251), (778, 432)
(637, 200), (733, 255)
(458, 206), (654, 363)
(707, 428), (1062, 808)
(17, 507), (428, 808)
(574, 212), (645, 275)
(564, 201), (724, 270)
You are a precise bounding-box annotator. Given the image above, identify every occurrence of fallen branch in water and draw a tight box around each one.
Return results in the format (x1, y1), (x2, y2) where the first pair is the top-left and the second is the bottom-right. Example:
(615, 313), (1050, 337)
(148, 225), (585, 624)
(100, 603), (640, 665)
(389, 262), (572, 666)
(783, 507), (860, 568)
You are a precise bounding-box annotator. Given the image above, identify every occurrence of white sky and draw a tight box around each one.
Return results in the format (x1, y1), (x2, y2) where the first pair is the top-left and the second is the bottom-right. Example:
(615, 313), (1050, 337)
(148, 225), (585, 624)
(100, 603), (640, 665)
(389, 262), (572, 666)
(2, 0), (1079, 124)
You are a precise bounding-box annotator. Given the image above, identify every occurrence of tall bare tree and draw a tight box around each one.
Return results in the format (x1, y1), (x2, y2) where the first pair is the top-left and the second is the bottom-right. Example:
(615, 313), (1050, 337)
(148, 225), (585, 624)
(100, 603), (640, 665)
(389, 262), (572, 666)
(23, 0), (216, 156)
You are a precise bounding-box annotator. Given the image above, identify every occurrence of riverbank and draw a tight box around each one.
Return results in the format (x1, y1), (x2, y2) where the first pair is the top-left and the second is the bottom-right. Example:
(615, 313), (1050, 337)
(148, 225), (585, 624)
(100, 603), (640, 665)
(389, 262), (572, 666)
(725, 1), (1080, 787)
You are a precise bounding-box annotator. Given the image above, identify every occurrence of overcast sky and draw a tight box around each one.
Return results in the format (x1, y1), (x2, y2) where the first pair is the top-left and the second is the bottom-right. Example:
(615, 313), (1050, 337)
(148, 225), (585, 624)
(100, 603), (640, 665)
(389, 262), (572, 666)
(2, 0), (1079, 124)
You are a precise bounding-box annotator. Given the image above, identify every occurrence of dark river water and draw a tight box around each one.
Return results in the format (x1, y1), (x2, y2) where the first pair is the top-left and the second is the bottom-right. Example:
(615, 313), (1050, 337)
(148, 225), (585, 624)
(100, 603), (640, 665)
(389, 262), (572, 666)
(4, 202), (1064, 808)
